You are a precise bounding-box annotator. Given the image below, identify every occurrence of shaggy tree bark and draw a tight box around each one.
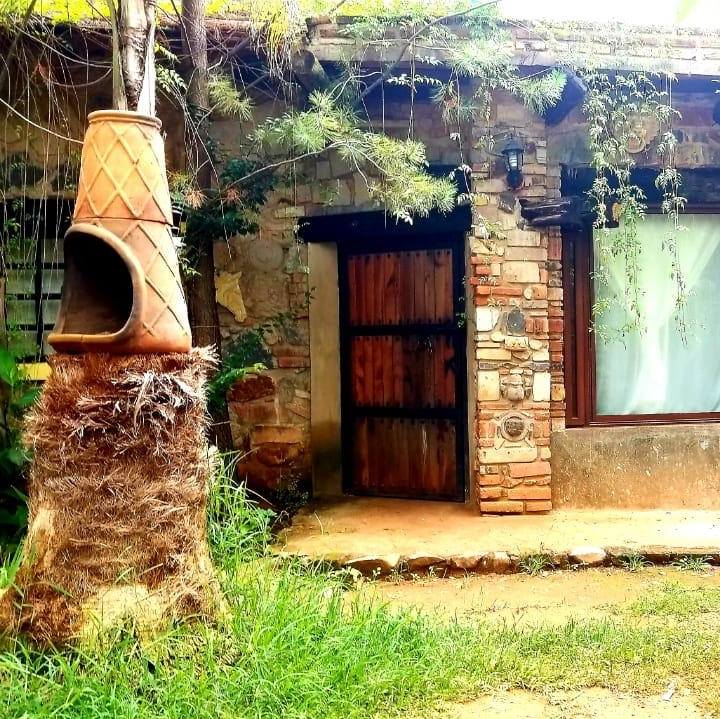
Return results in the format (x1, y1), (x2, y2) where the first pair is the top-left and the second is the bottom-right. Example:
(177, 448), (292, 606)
(0, 0), (225, 645)
(181, 0), (234, 451)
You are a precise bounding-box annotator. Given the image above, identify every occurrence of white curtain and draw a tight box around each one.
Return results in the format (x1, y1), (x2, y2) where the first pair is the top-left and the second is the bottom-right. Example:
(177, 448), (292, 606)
(595, 214), (720, 415)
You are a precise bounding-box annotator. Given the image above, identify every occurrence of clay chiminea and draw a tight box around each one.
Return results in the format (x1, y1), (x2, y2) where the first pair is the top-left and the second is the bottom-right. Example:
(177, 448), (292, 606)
(49, 110), (191, 354)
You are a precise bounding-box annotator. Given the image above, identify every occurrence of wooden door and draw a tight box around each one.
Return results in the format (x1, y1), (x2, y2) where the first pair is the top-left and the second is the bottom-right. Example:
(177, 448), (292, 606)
(339, 235), (466, 501)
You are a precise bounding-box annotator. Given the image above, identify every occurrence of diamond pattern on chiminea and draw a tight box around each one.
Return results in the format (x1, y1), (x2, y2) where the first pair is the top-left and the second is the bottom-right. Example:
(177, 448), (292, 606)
(49, 110), (191, 355)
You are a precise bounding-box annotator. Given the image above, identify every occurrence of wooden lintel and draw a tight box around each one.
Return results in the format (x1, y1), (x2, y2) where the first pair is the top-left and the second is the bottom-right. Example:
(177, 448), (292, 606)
(291, 49), (330, 95)
(520, 195), (590, 229)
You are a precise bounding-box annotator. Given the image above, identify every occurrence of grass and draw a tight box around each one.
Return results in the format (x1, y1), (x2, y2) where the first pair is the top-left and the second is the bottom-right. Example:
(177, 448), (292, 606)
(518, 553), (553, 576)
(671, 555), (712, 573)
(1, 467), (720, 718)
(618, 552), (651, 572)
(629, 581), (720, 618)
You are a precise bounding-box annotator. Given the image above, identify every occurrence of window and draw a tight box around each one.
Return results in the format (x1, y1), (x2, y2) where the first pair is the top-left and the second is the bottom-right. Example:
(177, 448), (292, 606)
(2, 200), (69, 360)
(564, 211), (720, 425)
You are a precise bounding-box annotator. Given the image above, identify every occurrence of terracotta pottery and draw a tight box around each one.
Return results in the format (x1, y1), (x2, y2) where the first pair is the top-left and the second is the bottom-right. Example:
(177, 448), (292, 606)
(49, 110), (191, 354)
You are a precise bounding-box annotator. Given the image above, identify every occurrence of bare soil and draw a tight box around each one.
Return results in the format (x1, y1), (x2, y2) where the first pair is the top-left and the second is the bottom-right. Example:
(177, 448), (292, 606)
(367, 566), (720, 625)
(365, 568), (720, 718)
(420, 688), (708, 719)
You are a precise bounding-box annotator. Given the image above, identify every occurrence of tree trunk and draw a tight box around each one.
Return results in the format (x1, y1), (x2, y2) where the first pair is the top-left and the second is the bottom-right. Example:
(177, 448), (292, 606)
(181, 0), (234, 451)
(0, 351), (224, 645)
(0, 0), (225, 646)
(107, 0), (157, 114)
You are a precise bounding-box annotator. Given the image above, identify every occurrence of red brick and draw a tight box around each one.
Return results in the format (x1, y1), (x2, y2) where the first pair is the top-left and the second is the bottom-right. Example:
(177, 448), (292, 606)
(479, 486), (503, 500)
(255, 442), (304, 467)
(479, 500), (524, 514)
(274, 344), (310, 357)
(548, 235), (562, 261)
(228, 373), (276, 402)
(507, 485), (552, 500)
(508, 460), (551, 478)
(525, 500), (553, 512)
(548, 319), (563, 334)
(277, 357), (309, 368)
(477, 473), (503, 486)
(251, 424), (304, 445)
(230, 400), (278, 425)
(475, 285), (523, 297)
(528, 284), (548, 299)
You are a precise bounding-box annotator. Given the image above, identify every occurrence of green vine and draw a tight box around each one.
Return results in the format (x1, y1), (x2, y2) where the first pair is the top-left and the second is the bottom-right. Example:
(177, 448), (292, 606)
(583, 70), (684, 342)
(206, 306), (307, 411)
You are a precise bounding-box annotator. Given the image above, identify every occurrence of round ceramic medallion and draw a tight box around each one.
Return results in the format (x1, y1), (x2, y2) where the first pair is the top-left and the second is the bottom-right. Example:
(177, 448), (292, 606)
(248, 237), (284, 271)
(499, 411), (531, 442)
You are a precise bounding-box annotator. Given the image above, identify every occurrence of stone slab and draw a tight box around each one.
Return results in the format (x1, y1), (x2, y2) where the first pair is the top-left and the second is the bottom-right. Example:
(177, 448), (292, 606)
(277, 498), (720, 577)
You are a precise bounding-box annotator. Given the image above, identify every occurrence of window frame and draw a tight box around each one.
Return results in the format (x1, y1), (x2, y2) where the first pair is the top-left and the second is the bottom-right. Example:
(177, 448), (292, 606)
(2, 199), (69, 361)
(563, 204), (720, 427)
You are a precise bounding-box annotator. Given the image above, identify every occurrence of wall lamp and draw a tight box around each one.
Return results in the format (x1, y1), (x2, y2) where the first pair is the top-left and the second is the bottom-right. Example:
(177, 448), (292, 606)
(501, 135), (524, 190)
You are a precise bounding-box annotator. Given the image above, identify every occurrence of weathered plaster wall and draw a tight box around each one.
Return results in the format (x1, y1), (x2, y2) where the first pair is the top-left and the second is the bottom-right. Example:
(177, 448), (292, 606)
(553, 425), (720, 509)
(308, 242), (342, 497)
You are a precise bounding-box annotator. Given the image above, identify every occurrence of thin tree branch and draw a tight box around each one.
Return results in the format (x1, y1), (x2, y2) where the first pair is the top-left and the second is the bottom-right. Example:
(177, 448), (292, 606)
(0, 0), (39, 97)
(356, 0), (500, 104)
(0, 96), (83, 144)
(228, 143), (344, 187)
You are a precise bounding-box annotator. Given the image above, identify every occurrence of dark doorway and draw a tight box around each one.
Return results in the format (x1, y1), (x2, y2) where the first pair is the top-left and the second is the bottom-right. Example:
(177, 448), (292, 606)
(302, 208), (470, 502)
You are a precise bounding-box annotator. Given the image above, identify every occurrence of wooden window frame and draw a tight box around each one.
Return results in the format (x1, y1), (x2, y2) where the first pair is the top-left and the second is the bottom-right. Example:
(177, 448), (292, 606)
(563, 206), (720, 427)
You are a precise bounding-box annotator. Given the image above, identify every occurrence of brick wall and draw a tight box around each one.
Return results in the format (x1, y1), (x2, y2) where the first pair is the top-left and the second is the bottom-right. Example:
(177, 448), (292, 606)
(8, 69), (720, 513)
(469, 92), (564, 514)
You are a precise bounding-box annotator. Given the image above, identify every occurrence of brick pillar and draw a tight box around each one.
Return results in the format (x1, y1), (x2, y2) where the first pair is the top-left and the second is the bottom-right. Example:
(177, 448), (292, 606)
(471, 111), (563, 514)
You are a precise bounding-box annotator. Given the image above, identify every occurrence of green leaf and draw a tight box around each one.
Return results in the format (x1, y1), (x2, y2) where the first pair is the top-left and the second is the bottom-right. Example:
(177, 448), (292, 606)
(0, 348), (17, 386)
(0, 447), (27, 468)
(14, 388), (39, 409)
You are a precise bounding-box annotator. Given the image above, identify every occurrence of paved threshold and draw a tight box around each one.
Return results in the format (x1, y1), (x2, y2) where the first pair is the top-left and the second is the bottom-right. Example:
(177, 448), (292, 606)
(276, 498), (720, 575)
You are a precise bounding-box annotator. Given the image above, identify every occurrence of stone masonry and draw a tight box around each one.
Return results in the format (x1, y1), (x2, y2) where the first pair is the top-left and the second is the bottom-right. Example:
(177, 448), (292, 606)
(7, 18), (720, 512)
(469, 91), (563, 514)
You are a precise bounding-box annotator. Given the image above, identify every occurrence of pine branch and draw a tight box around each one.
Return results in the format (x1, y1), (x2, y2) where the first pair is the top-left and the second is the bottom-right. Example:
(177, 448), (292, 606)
(355, 0), (500, 105)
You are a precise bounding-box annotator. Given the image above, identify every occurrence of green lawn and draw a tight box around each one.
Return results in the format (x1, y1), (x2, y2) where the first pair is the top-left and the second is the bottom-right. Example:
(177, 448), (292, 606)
(1, 480), (719, 718)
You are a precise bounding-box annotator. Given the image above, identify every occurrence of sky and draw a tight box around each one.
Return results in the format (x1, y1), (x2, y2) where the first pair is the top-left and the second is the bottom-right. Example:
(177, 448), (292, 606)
(500, 0), (720, 27)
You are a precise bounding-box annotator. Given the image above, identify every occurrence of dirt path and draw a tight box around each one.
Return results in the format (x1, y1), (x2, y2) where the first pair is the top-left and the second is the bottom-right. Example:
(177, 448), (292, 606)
(422, 688), (708, 718)
(366, 566), (720, 625)
(367, 568), (720, 718)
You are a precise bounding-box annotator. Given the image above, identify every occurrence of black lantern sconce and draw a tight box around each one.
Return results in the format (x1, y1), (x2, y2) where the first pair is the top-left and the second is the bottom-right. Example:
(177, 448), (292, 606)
(501, 135), (524, 190)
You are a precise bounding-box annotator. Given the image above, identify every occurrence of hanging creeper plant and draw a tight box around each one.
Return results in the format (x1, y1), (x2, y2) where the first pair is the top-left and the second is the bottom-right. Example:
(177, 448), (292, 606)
(583, 70), (684, 342)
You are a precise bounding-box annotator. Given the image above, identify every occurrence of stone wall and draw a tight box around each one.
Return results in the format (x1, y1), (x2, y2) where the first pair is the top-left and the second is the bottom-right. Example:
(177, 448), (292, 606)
(468, 91), (563, 514)
(7, 52), (720, 514)
(187, 85), (720, 512)
(211, 102), (466, 500)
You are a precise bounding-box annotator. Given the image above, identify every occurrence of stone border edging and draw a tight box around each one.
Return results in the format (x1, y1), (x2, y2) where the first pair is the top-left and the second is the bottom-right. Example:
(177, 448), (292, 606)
(275, 545), (720, 577)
